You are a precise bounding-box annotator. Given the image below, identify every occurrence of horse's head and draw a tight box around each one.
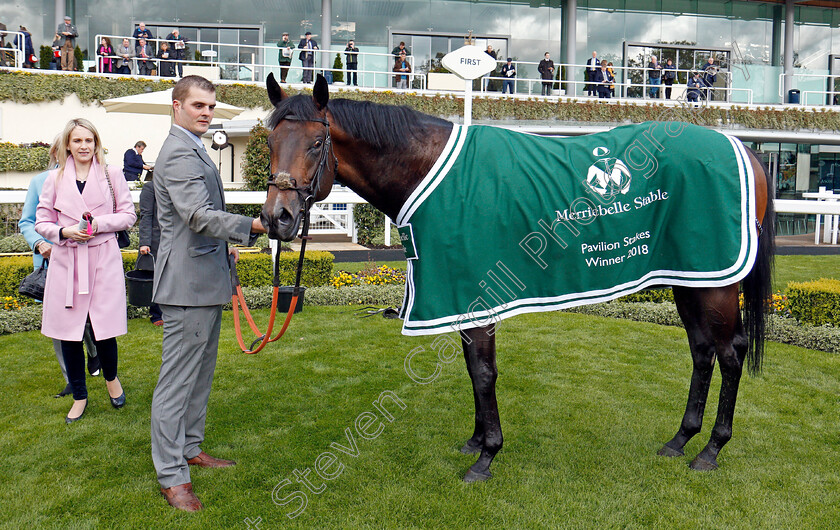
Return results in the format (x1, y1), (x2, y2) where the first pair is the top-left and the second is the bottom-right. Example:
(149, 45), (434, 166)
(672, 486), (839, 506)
(262, 73), (337, 241)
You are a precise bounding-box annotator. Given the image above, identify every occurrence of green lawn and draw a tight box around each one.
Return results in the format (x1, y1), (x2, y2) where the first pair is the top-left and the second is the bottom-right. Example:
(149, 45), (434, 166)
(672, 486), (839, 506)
(1, 306), (838, 528)
(773, 255), (840, 291)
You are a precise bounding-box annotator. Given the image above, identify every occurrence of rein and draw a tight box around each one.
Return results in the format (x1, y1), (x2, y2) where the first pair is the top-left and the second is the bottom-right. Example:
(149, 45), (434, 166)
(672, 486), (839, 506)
(230, 115), (337, 354)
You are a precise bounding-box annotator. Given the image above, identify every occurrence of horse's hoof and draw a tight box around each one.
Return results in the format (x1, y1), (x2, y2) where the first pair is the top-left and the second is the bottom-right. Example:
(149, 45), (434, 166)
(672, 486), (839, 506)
(460, 441), (482, 455)
(463, 468), (492, 483)
(657, 445), (684, 458)
(689, 455), (718, 471)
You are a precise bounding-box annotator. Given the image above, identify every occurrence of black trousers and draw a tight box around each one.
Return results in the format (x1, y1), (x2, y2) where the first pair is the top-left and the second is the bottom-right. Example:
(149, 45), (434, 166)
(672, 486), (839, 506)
(541, 81), (552, 95)
(346, 63), (358, 85)
(63, 335), (118, 400)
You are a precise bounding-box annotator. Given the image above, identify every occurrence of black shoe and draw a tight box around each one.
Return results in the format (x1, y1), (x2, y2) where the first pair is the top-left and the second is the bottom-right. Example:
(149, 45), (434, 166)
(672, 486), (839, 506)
(54, 383), (73, 398)
(108, 378), (126, 409)
(65, 400), (87, 424)
(87, 354), (101, 377)
(110, 391), (126, 409)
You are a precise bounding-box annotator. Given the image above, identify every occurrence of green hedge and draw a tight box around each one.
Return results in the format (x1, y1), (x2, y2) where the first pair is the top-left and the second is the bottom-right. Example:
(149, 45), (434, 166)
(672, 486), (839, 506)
(565, 302), (840, 354)
(0, 234), (29, 253)
(233, 251), (334, 287)
(787, 279), (840, 327)
(0, 143), (50, 172)
(4, 71), (840, 131)
(0, 255), (35, 298)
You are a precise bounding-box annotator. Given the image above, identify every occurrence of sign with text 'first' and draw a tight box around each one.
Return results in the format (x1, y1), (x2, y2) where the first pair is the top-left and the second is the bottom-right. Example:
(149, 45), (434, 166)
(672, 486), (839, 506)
(441, 45), (497, 80)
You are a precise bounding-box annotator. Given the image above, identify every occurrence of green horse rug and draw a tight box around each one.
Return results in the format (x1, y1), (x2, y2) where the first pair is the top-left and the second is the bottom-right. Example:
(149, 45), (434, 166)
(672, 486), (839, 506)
(396, 121), (759, 336)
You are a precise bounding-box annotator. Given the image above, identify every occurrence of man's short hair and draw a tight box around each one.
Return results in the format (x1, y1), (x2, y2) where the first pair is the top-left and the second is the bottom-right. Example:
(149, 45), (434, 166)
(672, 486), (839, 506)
(172, 75), (215, 103)
(135, 141), (147, 149)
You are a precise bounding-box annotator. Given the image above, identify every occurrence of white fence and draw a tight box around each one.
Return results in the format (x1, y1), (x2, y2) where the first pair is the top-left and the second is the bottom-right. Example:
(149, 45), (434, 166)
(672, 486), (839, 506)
(0, 186), (393, 245)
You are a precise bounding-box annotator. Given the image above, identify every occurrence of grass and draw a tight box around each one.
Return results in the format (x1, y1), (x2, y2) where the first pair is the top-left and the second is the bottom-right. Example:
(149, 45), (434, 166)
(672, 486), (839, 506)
(1, 306), (838, 528)
(773, 255), (840, 291)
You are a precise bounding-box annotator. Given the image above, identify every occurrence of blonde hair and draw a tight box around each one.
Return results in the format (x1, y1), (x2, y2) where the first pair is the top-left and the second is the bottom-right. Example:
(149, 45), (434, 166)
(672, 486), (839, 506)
(45, 135), (61, 168)
(56, 118), (105, 179)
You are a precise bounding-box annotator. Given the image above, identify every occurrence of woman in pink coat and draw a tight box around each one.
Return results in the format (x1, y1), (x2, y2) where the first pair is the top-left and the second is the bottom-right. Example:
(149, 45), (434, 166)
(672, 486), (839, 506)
(36, 118), (137, 423)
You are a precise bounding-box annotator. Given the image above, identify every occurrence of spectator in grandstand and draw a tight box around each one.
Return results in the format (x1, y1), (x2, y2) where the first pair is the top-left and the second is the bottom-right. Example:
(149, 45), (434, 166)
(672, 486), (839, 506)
(14, 26), (35, 68)
(136, 38), (154, 76)
(166, 29), (187, 77)
(277, 32), (293, 83)
(56, 15), (78, 71)
(157, 42), (175, 77)
(687, 71), (703, 102)
(501, 57), (516, 94)
(702, 55), (719, 101)
(391, 41), (410, 58)
(595, 59), (614, 99)
(663, 58), (676, 99)
(393, 51), (411, 89)
(115, 37), (135, 75)
(298, 32), (318, 84)
(538, 52), (555, 96)
(133, 22), (153, 44)
(97, 36), (114, 73)
(647, 55), (662, 98)
(345, 40), (359, 86)
(585, 51), (598, 96)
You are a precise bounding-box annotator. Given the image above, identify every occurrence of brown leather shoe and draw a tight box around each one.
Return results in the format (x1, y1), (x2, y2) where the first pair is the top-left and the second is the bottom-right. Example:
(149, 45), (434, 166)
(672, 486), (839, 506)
(160, 482), (203, 512)
(187, 451), (236, 468)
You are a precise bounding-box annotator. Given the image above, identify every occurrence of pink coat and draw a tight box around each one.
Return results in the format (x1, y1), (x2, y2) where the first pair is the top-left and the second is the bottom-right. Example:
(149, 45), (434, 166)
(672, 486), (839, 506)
(35, 159), (136, 341)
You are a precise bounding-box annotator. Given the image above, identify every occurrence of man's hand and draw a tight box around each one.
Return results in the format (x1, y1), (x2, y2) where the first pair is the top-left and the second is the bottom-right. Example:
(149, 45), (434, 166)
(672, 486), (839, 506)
(139, 246), (150, 255)
(36, 241), (52, 260)
(229, 247), (240, 263)
(251, 218), (267, 234)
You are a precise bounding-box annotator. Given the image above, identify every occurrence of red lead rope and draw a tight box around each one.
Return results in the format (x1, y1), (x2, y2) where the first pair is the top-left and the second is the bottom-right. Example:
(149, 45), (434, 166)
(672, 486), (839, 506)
(231, 211), (311, 354)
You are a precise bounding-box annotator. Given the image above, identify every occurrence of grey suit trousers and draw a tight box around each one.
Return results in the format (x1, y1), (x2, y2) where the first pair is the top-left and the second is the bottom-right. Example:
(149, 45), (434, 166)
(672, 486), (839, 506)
(151, 304), (222, 488)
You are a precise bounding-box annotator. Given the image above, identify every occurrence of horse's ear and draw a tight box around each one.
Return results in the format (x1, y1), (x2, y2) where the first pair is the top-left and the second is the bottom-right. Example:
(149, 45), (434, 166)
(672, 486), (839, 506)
(266, 72), (286, 107)
(313, 74), (329, 111)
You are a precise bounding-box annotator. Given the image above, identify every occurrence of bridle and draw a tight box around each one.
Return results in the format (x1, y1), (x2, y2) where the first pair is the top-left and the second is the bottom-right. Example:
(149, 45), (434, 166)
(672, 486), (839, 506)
(230, 114), (339, 354)
(266, 115), (338, 207)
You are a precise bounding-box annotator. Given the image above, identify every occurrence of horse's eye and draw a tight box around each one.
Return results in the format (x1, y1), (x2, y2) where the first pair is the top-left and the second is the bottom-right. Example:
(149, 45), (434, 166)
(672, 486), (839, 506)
(313, 140), (323, 148)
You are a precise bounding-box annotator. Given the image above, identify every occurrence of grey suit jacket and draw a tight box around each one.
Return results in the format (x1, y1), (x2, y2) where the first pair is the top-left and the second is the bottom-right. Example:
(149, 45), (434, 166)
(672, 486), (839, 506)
(56, 23), (78, 47)
(152, 126), (252, 307)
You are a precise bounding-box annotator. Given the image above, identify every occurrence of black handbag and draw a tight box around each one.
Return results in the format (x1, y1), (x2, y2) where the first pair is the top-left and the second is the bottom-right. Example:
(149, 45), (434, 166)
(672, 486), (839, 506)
(104, 166), (131, 248)
(19, 260), (47, 300)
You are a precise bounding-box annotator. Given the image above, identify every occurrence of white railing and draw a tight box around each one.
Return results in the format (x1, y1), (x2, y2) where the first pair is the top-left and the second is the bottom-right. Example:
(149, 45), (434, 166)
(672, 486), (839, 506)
(0, 30), (25, 69)
(476, 61), (747, 102)
(0, 186), (393, 245)
(94, 34), (424, 89)
(778, 72), (840, 105)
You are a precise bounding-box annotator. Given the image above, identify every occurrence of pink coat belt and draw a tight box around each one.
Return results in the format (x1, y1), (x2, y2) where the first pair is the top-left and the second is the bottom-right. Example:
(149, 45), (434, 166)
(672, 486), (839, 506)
(63, 234), (113, 308)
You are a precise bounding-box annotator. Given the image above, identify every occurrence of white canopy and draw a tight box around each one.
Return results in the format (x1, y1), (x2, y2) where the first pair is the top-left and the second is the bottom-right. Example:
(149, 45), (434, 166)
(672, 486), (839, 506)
(102, 88), (244, 120)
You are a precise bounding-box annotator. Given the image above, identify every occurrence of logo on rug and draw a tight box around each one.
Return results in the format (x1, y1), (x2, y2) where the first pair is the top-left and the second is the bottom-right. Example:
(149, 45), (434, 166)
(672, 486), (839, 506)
(585, 147), (632, 198)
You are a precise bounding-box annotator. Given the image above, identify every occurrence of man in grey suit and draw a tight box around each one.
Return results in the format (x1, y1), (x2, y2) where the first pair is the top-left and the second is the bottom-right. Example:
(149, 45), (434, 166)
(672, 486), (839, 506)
(57, 15), (78, 71)
(151, 75), (266, 512)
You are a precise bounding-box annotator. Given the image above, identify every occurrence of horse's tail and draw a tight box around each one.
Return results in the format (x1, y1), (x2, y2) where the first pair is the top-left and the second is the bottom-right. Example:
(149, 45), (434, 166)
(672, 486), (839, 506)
(742, 146), (775, 375)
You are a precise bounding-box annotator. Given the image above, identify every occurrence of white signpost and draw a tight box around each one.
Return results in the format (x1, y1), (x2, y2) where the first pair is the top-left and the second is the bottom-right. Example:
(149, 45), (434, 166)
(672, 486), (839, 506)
(441, 45), (497, 126)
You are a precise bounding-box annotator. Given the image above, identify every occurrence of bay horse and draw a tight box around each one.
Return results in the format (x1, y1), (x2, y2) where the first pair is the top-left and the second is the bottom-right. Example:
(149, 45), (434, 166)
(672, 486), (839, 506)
(260, 73), (775, 482)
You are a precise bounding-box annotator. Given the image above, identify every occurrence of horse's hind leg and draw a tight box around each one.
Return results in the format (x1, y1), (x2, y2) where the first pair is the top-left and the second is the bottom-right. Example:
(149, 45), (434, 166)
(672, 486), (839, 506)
(690, 286), (748, 471)
(659, 286), (717, 458)
(460, 325), (502, 482)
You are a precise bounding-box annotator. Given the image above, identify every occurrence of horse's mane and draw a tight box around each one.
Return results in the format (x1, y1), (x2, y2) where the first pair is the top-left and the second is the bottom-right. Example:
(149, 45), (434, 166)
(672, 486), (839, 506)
(266, 95), (451, 150)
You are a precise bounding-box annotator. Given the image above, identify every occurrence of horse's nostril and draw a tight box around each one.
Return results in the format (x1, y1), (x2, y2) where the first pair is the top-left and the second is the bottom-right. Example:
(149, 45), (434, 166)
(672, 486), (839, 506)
(278, 208), (294, 225)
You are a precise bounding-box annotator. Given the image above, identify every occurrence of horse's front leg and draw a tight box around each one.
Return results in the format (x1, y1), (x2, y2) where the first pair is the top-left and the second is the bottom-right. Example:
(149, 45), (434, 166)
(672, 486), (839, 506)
(691, 313), (748, 471)
(460, 325), (502, 482)
(659, 287), (716, 458)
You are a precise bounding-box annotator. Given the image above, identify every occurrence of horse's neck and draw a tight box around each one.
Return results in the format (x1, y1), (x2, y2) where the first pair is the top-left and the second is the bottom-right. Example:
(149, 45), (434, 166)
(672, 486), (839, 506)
(332, 122), (453, 221)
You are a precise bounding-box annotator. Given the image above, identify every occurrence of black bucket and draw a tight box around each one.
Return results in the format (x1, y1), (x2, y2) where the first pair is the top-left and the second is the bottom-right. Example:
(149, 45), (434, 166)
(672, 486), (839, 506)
(126, 253), (155, 307)
(278, 286), (305, 313)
